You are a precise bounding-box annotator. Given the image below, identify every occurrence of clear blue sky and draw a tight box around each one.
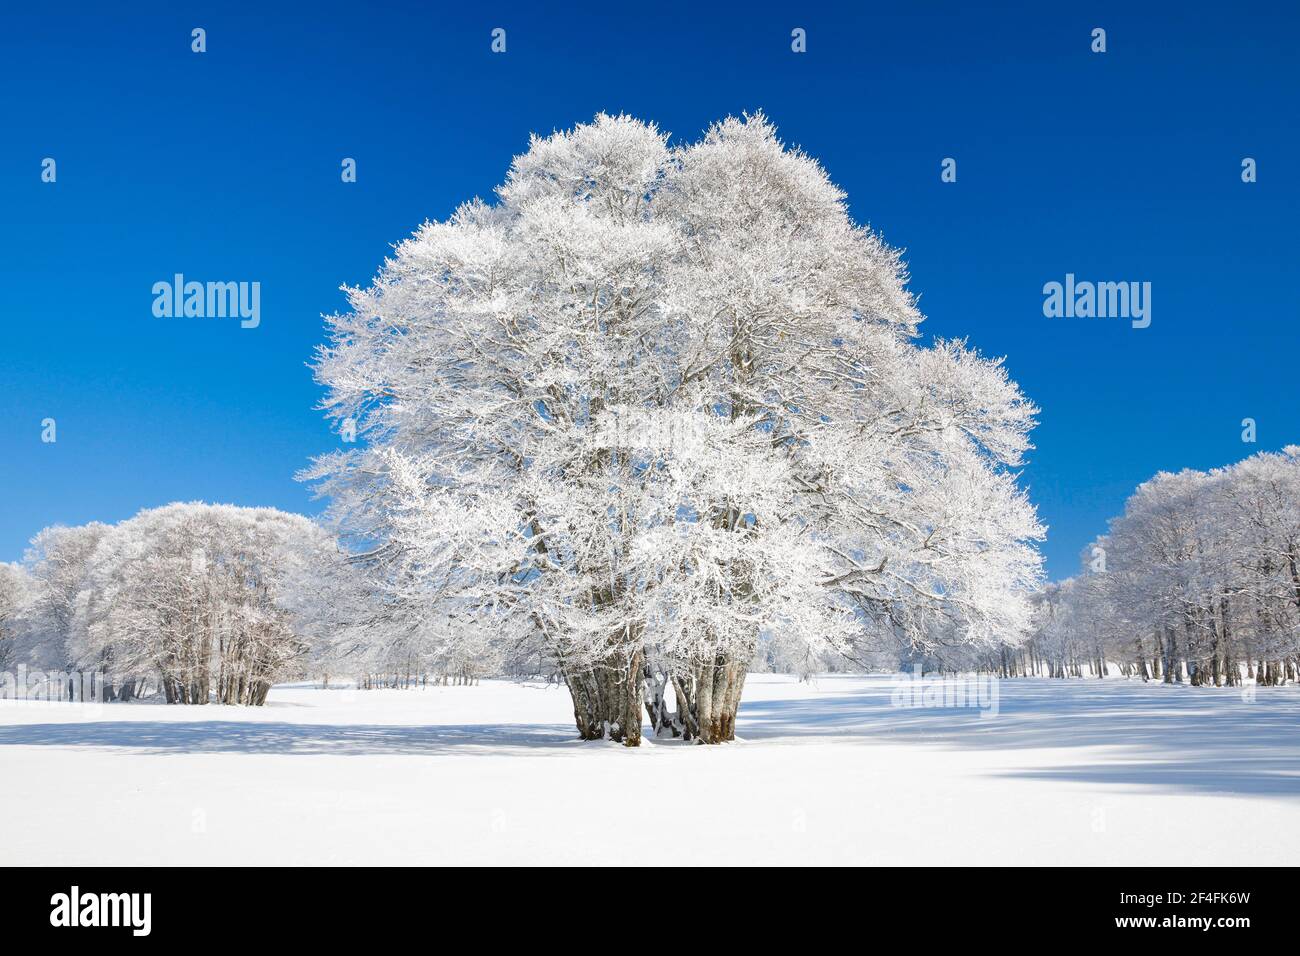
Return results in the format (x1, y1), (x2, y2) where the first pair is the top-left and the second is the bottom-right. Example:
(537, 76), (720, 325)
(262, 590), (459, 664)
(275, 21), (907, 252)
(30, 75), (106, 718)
(2, 1), (1296, 580)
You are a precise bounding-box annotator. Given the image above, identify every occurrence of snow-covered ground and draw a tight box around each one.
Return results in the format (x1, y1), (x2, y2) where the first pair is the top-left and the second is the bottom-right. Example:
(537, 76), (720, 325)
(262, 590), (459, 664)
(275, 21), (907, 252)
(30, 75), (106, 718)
(2, 674), (1297, 865)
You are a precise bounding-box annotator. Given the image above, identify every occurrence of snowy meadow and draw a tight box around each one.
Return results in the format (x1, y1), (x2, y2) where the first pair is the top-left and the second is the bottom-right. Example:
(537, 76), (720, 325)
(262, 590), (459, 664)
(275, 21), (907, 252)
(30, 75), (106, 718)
(3, 674), (1297, 866)
(3, 112), (1299, 872)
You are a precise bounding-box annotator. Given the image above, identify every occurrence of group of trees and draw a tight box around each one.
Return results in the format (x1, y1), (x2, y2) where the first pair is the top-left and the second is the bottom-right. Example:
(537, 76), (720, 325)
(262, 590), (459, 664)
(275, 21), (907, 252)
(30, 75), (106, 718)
(11, 114), (1282, 734)
(2, 504), (347, 704)
(1021, 448), (1300, 686)
(305, 112), (1045, 745)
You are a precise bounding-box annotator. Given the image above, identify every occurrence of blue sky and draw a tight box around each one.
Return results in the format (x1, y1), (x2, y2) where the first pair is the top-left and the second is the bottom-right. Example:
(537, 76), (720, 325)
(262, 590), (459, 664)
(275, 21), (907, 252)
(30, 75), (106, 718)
(1, 1), (1296, 579)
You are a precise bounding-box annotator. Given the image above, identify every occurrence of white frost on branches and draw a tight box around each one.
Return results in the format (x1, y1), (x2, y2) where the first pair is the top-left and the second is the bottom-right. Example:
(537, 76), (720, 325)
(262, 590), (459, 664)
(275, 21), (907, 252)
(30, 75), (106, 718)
(305, 112), (1045, 743)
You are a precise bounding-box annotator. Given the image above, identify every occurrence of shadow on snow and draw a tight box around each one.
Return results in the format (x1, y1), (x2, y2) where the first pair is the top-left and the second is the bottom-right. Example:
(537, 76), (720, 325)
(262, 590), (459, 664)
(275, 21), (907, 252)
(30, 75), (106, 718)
(1, 676), (1297, 798)
(739, 676), (1300, 799)
(0, 718), (581, 757)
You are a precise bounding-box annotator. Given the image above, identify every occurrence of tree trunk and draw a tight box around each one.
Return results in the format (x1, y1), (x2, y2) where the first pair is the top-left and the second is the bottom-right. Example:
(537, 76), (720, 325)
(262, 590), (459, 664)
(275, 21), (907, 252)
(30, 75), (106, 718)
(643, 661), (686, 738)
(562, 646), (644, 746)
(676, 653), (747, 744)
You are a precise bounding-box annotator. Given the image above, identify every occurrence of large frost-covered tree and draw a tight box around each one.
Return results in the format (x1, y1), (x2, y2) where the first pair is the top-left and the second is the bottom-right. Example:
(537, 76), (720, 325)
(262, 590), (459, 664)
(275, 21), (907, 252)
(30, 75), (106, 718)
(307, 113), (1044, 744)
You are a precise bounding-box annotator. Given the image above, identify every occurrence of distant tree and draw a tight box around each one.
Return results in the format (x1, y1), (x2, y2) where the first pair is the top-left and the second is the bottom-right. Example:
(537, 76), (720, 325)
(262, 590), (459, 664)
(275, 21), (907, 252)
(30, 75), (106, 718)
(0, 562), (34, 672)
(23, 522), (112, 671)
(69, 503), (342, 704)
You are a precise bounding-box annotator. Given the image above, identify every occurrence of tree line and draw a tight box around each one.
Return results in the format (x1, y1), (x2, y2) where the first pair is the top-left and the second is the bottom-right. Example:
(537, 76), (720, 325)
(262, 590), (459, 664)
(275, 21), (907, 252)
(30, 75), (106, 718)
(1005, 448), (1300, 686)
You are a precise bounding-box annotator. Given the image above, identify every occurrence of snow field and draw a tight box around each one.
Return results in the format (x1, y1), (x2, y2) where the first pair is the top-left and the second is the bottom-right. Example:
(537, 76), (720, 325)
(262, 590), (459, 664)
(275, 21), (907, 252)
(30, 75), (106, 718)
(1, 674), (1296, 865)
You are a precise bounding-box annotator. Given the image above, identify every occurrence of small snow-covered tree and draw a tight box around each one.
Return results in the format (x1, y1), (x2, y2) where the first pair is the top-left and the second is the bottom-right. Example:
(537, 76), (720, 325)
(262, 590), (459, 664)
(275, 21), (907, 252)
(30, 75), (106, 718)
(72, 503), (342, 704)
